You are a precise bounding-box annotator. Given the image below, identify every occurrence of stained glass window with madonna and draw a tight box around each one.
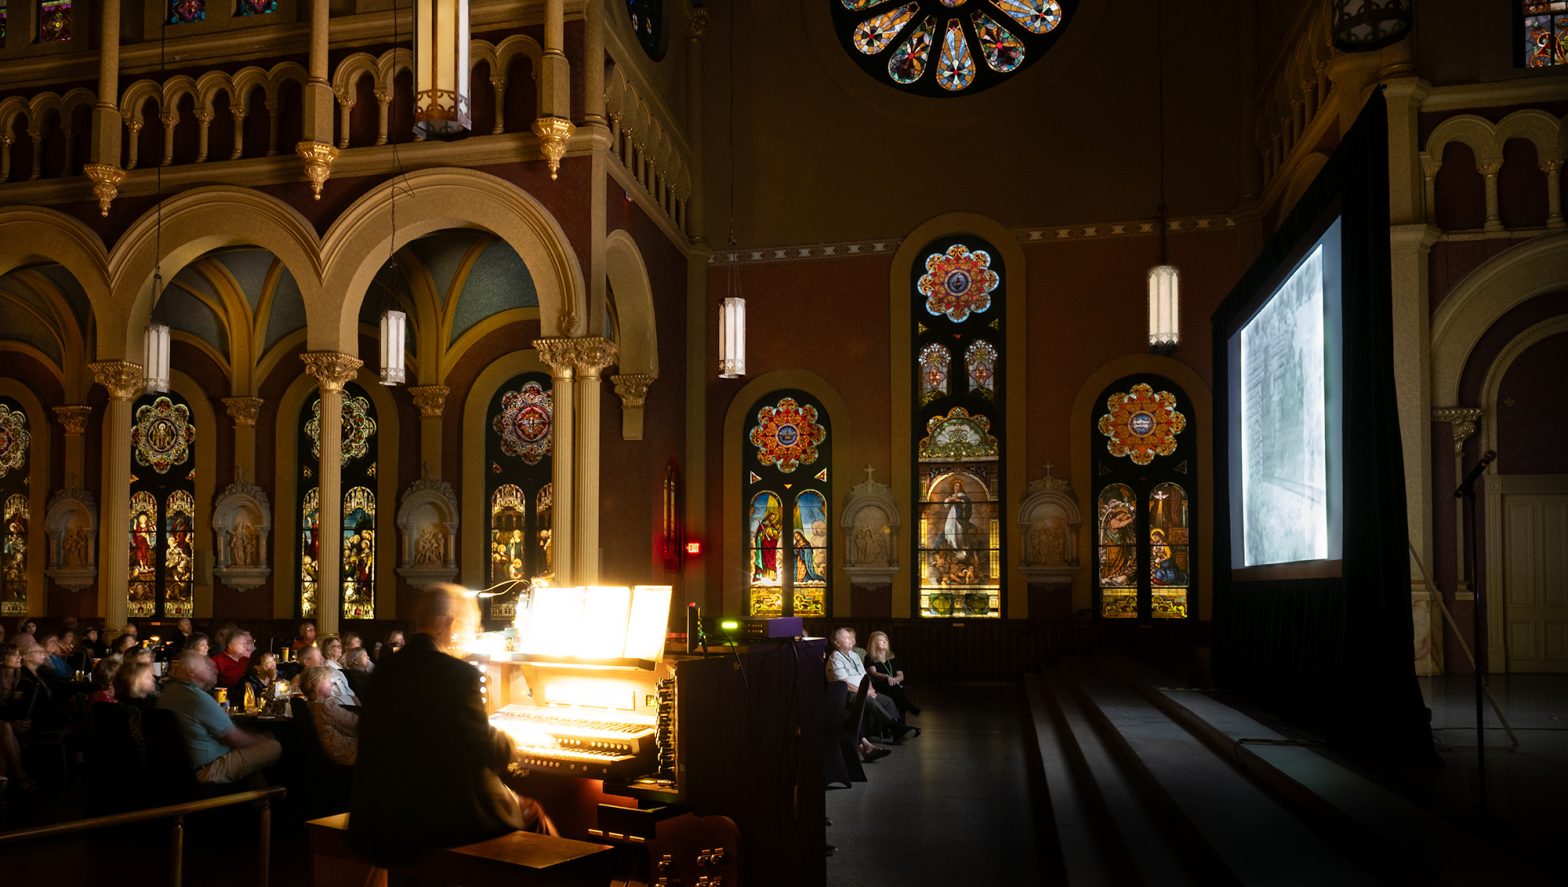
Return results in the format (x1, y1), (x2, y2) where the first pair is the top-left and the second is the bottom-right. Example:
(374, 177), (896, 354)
(743, 391), (831, 619)
(912, 238), (1003, 618)
(1092, 376), (1194, 620)
(297, 383), (379, 620)
(128, 393), (197, 619)
(0, 398), (30, 616)
(485, 374), (554, 622)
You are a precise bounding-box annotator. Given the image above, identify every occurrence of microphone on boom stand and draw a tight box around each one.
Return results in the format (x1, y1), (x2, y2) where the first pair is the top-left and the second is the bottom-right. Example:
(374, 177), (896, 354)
(1454, 450), (1496, 498)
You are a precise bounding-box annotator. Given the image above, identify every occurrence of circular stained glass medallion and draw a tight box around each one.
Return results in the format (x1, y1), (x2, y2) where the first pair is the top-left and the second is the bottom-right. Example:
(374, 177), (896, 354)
(626, 0), (667, 61)
(1129, 412), (1155, 436)
(832, 0), (1074, 96)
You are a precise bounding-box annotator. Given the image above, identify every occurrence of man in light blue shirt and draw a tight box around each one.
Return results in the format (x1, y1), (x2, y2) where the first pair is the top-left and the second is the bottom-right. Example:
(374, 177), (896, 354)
(158, 651), (281, 783)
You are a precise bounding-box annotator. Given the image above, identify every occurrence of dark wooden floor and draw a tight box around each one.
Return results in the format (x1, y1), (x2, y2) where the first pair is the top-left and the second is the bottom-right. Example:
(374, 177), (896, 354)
(825, 682), (1047, 886)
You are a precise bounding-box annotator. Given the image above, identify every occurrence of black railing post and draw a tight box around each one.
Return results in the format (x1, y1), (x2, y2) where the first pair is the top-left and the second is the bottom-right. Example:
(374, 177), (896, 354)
(169, 814), (185, 887)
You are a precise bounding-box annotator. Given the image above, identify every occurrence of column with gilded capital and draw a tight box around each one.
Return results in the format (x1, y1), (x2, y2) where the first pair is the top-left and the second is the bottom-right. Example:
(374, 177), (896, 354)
(296, 0), (339, 199)
(409, 386), (450, 478)
(223, 396), (264, 482)
(83, 0), (125, 216)
(90, 361), (142, 627)
(572, 338), (618, 583)
(533, 339), (577, 583)
(302, 353), (362, 636)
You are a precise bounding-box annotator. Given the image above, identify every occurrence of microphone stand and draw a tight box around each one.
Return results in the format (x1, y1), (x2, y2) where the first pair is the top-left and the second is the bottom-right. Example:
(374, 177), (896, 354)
(1454, 449), (1496, 820)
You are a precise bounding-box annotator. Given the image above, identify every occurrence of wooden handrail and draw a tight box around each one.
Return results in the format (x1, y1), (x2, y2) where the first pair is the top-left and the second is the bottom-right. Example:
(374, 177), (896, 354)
(0, 786), (285, 845)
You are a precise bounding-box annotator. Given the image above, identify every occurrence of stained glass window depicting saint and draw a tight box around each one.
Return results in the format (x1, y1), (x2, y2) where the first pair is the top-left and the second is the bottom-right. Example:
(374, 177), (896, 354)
(38, 0), (70, 41)
(486, 374), (553, 621)
(297, 383), (378, 620)
(1092, 376), (1194, 620)
(1522, 1), (1568, 67)
(913, 237), (1004, 618)
(744, 391), (831, 619)
(129, 392), (197, 618)
(832, 0), (1074, 96)
(0, 398), (29, 616)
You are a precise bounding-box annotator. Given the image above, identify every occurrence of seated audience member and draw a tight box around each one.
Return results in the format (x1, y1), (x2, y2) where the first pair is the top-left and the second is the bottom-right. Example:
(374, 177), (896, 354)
(157, 652), (281, 784)
(827, 627), (907, 755)
(183, 633), (211, 659)
(211, 630), (253, 692)
(351, 584), (554, 865)
(0, 623), (6, 645)
(376, 630), (405, 662)
(60, 629), (92, 674)
(14, 642), (60, 724)
(342, 632), (363, 652)
(120, 624), (138, 642)
(299, 666), (359, 766)
(342, 647), (374, 699)
(290, 645), (324, 694)
(123, 647), (154, 669)
(864, 630), (921, 720)
(17, 619), (37, 638)
(81, 626), (106, 658)
(37, 634), (72, 681)
(109, 634), (138, 656)
(291, 621), (317, 654)
(244, 652), (280, 702)
(321, 635), (345, 665)
(319, 638), (357, 704)
(1, 643), (36, 794)
(88, 656), (123, 705)
(165, 619), (194, 655)
(211, 622), (238, 656)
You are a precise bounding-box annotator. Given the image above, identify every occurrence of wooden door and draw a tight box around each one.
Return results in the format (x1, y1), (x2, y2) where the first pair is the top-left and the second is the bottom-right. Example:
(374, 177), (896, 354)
(1490, 476), (1568, 673)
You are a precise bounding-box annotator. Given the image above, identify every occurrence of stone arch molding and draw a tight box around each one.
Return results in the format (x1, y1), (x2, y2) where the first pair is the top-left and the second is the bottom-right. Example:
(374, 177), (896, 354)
(0, 207), (112, 354)
(1431, 230), (1568, 404)
(842, 470), (900, 587)
(212, 481), (271, 591)
(44, 488), (97, 592)
(605, 229), (659, 440)
(397, 477), (459, 589)
(320, 167), (588, 351)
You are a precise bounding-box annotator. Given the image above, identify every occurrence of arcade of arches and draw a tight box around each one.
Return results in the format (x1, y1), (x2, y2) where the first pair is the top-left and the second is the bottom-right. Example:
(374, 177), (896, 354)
(0, 0), (1565, 681)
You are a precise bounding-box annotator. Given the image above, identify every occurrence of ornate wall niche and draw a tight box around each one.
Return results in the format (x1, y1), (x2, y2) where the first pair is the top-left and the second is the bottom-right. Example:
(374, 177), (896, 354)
(396, 477), (459, 588)
(212, 481), (272, 591)
(842, 469), (900, 587)
(1019, 466), (1080, 582)
(44, 488), (97, 592)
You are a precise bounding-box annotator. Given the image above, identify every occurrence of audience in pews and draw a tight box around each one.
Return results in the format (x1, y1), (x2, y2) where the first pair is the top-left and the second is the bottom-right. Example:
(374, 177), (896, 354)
(864, 631), (921, 722)
(109, 634), (138, 656)
(37, 634), (72, 681)
(165, 618), (194, 655)
(182, 633), (211, 658)
(157, 652), (281, 785)
(291, 621), (318, 654)
(244, 651), (280, 702)
(211, 630), (253, 692)
(300, 666), (359, 766)
(342, 647), (374, 700)
(88, 656), (121, 705)
(376, 629), (406, 661)
(80, 626), (105, 659)
(0, 643), (36, 796)
(827, 627), (896, 762)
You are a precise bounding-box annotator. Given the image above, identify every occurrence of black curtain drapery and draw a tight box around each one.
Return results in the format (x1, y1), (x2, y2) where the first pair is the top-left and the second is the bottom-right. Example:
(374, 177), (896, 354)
(1211, 89), (1435, 762)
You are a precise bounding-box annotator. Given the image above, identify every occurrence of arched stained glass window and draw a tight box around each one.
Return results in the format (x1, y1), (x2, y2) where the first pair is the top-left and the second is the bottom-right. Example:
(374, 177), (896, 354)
(297, 384), (379, 620)
(38, 0), (70, 41)
(0, 398), (29, 616)
(625, 0), (666, 60)
(1521, 1), (1568, 68)
(1092, 376), (1195, 620)
(744, 391), (832, 618)
(485, 374), (553, 621)
(169, 0), (205, 23)
(918, 343), (950, 405)
(129, 393), (197, 618)
(236, 0), (277, 14)
(1, 3), (10, 48)
(914, 238), (1003, 618)
(832, 0), (1074, 96)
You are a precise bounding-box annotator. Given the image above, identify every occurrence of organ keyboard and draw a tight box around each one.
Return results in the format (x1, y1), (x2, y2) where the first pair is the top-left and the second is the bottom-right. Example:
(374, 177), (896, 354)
(491, 703), (657, 779)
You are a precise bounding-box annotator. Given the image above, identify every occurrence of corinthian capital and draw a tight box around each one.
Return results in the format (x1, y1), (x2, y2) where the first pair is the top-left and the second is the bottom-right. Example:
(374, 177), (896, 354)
(611, 374), (655, 408)
(223, 396), (265, 427)
(301, 352), (363, 392)
(571, 336), (619, 376)
(409, 385), (451, 418)
(53, 405), (93, 435)
(90, 360), (145, 399)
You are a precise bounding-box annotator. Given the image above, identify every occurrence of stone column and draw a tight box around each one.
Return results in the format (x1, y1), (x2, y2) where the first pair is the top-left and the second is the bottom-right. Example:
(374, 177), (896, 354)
(533, 339), (576, 584)
(83, 0), (125, 216)
(582, 0), (605, 128)
(408, 386), (450, 479)
(301, 353), (362, 636)
(1433, 407), (1482, 597)
(1543, 159), (1564, 229)
(571, 338), (618, 583)
(532, 0), (575, 179)
(296, 0), (339, 198)
(1479, 161), (1503, 233)
(223, 396), (264, 483)
(52, 406), (93, 488)
(90, 361), (143, 628)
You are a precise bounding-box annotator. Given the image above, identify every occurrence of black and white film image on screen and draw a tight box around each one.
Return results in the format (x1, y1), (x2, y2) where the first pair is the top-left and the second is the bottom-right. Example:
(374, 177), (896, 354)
(1240, 245), (1329, 567)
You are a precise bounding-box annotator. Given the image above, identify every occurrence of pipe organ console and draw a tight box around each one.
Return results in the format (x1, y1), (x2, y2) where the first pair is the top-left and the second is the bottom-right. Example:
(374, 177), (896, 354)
(468, 585), (827, 887)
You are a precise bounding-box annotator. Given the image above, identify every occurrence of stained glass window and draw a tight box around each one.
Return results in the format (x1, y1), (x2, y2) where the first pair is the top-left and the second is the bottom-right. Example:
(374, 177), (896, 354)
(914, 237), (1004, 618)
(625, 0), (665, 60)
(236, 0), (276, 15)
(832, 0), (1074, 96)
(918, 343), (950, 405)
(297, 383), (379, 620)
(1, 398), (27, 615)
(169, 0), (204, 23)
(485, 374), (553, 621)
(1521, 1), (1568, 67)
(744, 391), (832, 618)
(1092, 376), (1195, 621)
(38, 0), (70, 42)
(1, 2), (9, 47)
(129, 392), (196, 618)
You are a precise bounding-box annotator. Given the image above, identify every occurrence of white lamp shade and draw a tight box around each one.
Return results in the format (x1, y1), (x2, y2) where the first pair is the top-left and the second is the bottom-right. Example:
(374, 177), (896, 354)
(719, 297), (746, 379)
(380, 309), (408, 385)
(1147, 264), (1180, 350)
(144, 323), (171, 393)
(414, 0), (471, 136)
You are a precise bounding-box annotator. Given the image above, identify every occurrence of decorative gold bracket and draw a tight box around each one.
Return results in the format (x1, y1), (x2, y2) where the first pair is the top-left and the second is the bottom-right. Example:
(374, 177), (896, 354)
(83, 164), (128, 217)
(532, 116), (575, 181)
(295, 140), (341, 200)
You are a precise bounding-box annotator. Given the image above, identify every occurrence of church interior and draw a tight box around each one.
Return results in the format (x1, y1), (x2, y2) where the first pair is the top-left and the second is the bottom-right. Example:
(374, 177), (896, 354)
(0, 0), (1565, 884)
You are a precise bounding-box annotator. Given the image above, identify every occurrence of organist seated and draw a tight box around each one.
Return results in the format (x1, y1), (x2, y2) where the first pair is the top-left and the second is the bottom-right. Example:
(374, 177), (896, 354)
(350, 584), (555, 866)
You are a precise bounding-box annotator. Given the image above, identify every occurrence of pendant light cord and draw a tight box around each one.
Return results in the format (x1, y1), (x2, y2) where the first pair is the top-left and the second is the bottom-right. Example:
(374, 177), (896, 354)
(726, 0), (738, 302)
(1155, 0), (1167, 265)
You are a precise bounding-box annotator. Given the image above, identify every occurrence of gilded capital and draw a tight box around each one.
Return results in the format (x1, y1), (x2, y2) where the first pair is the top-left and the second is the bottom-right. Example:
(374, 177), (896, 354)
(295, 140), (340, 200)
(1478, 161), (1503, 178)
(1432, 407), (1482, 456)
(533, 337), (579, 378)
(90, 360), (145, 400)
(531, 116), (575, 181)
(301, 352), (363, 392)
(571, 336), (619, 376)
(611, 373), (654, 408)
(690, 7), (709, 40)
(223, 396), (265, 427)
(52, 405), (93, 435)
(83, 164), (127, 217)
(409, 385), (451, 418)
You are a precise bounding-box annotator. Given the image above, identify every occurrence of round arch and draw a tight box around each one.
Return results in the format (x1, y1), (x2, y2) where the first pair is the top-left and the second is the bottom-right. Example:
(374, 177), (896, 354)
(889, 211), (1027, 617)
(0, 208), (111, 359)
(460, 350), (551, 589)
(0, 378), (52, 617)
(320, 168), (588, 353)
(106, 187), (324, 363)
(722, 369), (854, 619)
(1432, 231), (1568, 404)
(605, 229), (659, 378)
(1068, 353), (1213, 621)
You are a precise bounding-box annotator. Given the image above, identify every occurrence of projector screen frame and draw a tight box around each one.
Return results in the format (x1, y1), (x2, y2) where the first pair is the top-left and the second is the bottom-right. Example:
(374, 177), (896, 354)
(1224, 203), (1345, 582)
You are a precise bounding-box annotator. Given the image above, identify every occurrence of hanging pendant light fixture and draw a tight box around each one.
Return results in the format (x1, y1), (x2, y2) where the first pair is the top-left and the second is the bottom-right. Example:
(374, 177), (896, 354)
(1331, 0), (1411, 53)
(717, 1), (747, 379)
(380, 307), (408, 385)
(145, 19), (172, 393)
(413, 0), (471, 137)
(145, 308), (171, 393)
(1147, 0), (1179, 354)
